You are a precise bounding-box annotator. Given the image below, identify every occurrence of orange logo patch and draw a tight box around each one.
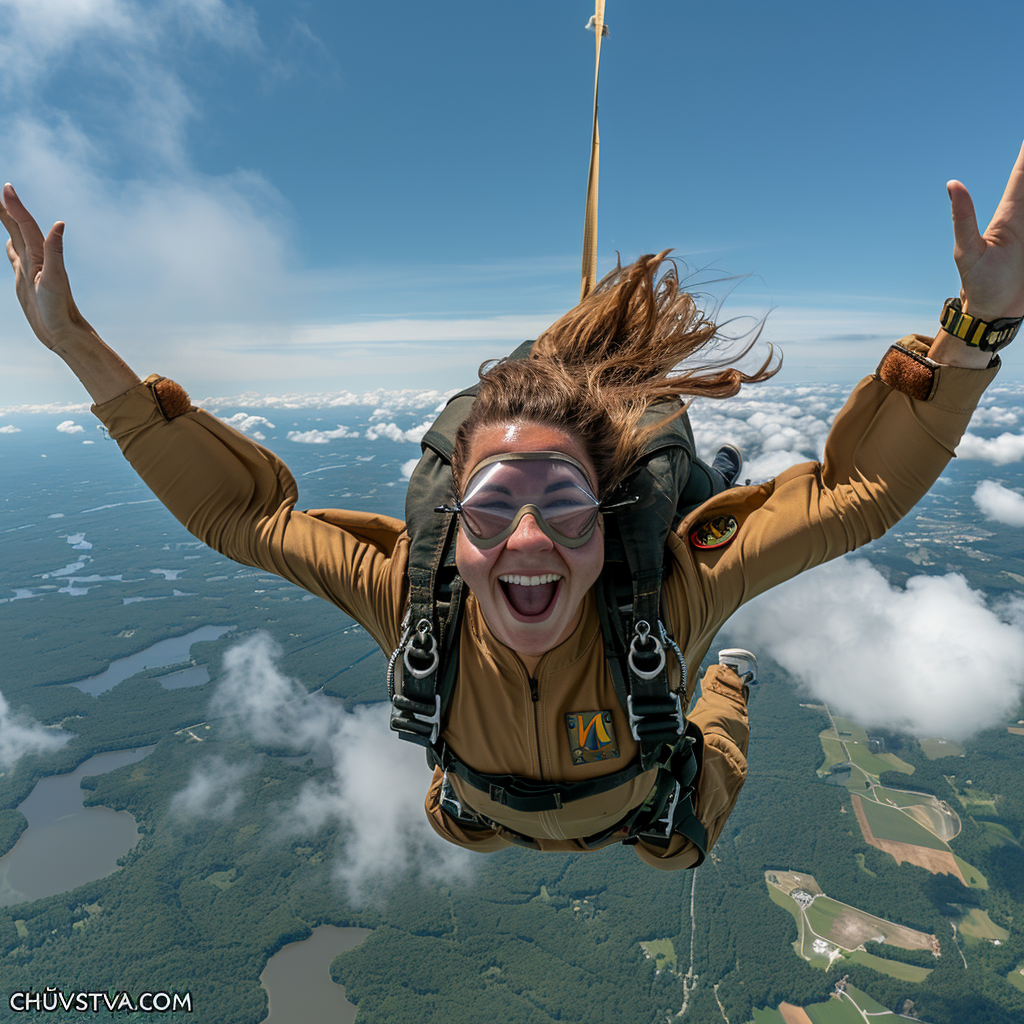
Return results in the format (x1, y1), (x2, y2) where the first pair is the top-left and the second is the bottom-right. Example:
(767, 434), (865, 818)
(690, 513), (739, 550)
(565, 710), (619, 765)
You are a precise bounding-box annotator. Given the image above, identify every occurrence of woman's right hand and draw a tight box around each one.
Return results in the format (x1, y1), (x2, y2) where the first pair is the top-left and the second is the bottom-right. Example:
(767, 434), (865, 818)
(0, 182), (97, 350)
(1, 183), (140, 403)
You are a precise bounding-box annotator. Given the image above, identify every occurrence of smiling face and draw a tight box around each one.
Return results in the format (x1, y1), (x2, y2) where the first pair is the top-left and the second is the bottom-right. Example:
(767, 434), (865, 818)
(455, 421), (605, 661)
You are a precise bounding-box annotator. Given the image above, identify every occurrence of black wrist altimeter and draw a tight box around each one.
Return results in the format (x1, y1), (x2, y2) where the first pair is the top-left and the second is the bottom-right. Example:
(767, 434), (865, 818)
(939, 297), (1022, 353)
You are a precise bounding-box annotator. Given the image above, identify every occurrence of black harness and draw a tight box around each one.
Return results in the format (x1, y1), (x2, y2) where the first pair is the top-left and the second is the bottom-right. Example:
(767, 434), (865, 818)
(389, 341), (719, 861)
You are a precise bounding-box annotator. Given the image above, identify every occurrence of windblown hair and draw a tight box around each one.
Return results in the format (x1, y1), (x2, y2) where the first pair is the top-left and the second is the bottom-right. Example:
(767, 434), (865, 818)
(451, 251), (780, 498)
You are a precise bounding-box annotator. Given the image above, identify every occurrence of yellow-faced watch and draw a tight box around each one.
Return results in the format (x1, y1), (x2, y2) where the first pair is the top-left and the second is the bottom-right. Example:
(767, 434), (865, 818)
(940, 297), (1022, 353)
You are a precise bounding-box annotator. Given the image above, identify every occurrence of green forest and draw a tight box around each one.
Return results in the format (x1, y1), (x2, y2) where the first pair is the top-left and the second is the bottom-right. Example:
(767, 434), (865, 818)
(1, 432), (1024, 1023)
(1, 630), (1023, 1023)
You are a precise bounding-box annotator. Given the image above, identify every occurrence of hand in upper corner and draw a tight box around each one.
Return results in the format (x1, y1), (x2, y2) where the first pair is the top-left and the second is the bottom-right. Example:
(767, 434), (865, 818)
(949, 139), (1024, 322)
(931, 141), (1024, 368)
(0, 183), (139, 404)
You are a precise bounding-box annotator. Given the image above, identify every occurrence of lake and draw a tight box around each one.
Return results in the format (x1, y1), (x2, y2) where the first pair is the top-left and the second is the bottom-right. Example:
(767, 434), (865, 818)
(260, 924), (372, 1024)
(0, 746), (154, 906)
(70, 625), (234, 695)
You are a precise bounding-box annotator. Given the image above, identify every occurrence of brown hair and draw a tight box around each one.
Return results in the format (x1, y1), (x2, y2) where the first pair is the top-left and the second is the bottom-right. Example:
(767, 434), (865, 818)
(451, 251), (779, 497)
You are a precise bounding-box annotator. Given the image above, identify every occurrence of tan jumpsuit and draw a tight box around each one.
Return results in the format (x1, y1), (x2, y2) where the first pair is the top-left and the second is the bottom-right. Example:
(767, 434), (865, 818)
(93, 338), (997, 869)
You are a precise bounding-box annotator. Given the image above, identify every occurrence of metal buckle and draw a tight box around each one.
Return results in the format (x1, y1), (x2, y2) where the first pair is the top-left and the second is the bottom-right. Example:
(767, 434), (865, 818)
(627, 620), (666, 681)
(626, 691), (684, 743)
(403, 618), (439, 679)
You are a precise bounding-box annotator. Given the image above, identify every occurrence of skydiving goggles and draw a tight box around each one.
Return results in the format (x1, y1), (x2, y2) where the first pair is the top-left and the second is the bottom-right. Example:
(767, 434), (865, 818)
(436, 451), (636, 549)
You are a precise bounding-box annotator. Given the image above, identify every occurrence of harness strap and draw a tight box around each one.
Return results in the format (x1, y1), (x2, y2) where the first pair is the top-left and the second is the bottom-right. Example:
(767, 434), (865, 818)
(439, 722), (707, 864)
(436, 744), (648, 813)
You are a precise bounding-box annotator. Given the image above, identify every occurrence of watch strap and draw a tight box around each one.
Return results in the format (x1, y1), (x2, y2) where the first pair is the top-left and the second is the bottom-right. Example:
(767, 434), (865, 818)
(939, 297), (1022, 353)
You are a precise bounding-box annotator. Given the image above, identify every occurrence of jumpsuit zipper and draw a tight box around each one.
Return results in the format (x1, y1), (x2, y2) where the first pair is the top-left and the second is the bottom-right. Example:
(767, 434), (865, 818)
(527, 676), (543, 781)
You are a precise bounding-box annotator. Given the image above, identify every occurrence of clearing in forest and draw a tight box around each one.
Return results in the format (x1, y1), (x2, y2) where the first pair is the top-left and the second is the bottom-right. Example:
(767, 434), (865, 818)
(754, 983), (904, 1023)
(957, 907), (1009, 942)
(764, 870), (937, 983)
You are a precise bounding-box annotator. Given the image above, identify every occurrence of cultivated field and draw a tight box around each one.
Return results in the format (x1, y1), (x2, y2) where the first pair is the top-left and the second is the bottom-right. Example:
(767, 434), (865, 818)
(958, 907), (1009, 942)
(919, 736), (965, 759)
(856, 795), (949, 851)
(851, 795), (967, 884)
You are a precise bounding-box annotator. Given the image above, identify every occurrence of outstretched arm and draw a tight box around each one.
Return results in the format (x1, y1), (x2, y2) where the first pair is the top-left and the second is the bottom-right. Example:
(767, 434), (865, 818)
(930, 140), (1024, 367)
(0, 183), (139, 404)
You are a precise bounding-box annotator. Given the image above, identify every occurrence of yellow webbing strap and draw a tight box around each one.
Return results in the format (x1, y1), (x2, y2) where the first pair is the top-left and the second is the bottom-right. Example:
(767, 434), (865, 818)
(581, 1), (608, 302)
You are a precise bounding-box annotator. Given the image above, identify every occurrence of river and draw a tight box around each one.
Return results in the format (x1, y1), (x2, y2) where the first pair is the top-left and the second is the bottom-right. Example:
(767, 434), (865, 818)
(0, 746), (154, 906)
(260, 924), (372, 1023)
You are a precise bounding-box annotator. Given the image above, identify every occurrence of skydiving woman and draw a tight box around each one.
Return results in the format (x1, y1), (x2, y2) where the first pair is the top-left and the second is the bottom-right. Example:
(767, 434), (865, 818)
(2, 141), (1021, 869)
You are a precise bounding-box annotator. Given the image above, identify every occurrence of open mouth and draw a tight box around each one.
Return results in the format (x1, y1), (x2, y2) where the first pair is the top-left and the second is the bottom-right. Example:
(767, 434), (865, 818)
(498, 573), (562, 620)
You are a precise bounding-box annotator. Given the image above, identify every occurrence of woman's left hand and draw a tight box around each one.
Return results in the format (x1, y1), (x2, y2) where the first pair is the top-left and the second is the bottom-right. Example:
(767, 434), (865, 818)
(948, 139), (1024, 322)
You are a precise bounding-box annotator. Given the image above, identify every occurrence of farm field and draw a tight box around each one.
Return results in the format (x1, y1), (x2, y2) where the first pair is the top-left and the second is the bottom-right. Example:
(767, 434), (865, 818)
(847, 948), (932, 982)
(846, 742), (914, 779)
(764, 870), (937, 980)
(639, 938), (677, 972)
(816, 733), (848, 776)
(919, 736), (965, 759)
(857, 794), (950, 851)
(875, 786), (930, 808)
(753, 984), (904, 1024)
(958, 907), (1009, 942)
(1008, 963), (1024, 993)
(953, 854), (988, 889)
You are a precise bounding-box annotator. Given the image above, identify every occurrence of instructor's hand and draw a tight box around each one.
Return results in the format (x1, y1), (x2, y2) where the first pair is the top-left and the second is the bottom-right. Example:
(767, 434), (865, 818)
(0, 182), (96, 349)
(947, 140), (1024, 322)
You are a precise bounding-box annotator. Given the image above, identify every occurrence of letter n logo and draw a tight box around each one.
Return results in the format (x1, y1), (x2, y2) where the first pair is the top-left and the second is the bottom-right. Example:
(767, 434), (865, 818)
(565, 710), (619, 765)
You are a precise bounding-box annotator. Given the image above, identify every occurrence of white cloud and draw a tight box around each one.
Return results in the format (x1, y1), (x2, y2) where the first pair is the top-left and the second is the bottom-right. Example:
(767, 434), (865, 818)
(0, 690), (69, 767)
(66, 532), (93, 550)
(0, 424), (20, 433)
(973, 480), (1024, 527)
(400, 458), (419, 480)
(56, 419), (85, 434)
(364, 419), (432, 443)
(220, 412), (275, 441)
(209, 633), (473, 901)
(727, 557), (1024, 741)
(170, 755), (249, 819)
(286, 425), (359, 444)
(956, 431), (1024, 465)
(970, 404), (1019, 428)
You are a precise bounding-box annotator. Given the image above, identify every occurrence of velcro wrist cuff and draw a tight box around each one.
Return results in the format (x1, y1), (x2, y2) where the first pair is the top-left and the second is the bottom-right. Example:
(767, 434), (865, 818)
(143, 374), (192, 420)
(876, 344), (938, 402)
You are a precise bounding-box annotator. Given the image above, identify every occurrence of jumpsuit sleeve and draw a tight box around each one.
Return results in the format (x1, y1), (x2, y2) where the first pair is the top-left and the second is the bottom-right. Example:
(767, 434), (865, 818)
(677, 337), (1001, 640)
(92, 376), (409, 655)
(640, 339), (1000, 871)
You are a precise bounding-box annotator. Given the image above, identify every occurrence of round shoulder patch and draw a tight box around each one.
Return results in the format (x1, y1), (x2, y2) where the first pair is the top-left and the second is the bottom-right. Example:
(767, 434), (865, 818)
(690, 513), (739, 550)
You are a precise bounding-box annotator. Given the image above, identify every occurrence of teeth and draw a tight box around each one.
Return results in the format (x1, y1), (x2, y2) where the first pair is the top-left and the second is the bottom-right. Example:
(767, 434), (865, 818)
(498, 573), (562, 586)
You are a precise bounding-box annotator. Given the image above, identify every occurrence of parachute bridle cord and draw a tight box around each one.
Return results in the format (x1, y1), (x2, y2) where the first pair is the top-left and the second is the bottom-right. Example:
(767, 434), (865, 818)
(580, 1), (609, 302)
(386, 609), (413, 700)
(658, 619), (687, 697)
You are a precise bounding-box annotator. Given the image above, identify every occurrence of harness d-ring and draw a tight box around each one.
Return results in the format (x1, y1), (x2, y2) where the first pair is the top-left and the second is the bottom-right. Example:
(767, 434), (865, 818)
(628, 619), (666, 681)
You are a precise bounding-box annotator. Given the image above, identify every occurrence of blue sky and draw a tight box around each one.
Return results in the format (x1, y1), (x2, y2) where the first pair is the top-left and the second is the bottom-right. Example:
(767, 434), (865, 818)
(1, 0), (1023, 406)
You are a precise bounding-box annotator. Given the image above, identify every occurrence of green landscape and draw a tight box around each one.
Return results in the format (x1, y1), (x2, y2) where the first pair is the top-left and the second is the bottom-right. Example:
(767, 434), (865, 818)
(1, 412), (1024, 1022)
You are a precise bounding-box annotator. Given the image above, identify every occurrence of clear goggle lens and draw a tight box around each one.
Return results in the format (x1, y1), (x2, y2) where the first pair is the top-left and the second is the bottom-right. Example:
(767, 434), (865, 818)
(453, 452), (601, 549)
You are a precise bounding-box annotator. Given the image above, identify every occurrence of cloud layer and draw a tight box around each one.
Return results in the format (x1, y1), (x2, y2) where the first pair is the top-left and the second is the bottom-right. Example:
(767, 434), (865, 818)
(728, 557), (1024, 740)
(199, 632), (472, 900)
